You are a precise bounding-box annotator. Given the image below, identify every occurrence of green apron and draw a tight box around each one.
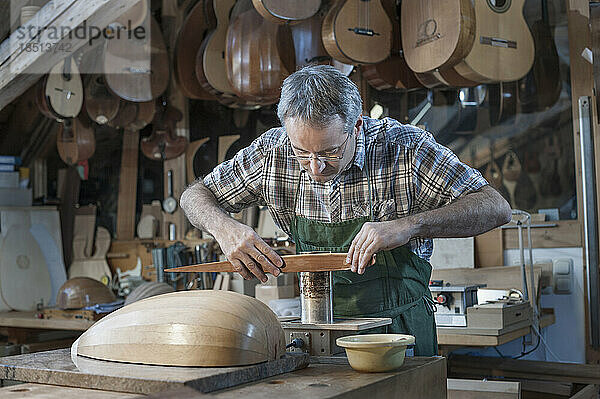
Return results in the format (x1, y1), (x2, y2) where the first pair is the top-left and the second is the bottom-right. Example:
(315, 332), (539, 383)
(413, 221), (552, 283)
(289, 167), (438, 356)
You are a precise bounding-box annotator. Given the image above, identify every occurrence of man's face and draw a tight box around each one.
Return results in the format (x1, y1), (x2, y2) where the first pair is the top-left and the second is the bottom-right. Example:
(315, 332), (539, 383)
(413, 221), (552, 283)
(286, 116), (360, 183)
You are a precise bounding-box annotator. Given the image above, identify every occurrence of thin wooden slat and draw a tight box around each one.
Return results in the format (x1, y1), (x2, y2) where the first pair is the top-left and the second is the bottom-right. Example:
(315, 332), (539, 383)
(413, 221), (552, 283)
(165, 253), (350, 273)
(116, 130), (139, 240)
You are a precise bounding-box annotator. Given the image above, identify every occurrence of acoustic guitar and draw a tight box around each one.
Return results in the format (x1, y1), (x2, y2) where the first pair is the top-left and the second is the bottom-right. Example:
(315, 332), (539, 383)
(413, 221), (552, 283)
(174, 0), (216, 100)
(104, 16), (169, 102)
(252, 0), (321, 24)
(57, 117), (96, 166)
(453, 0), (534, 83)
(322, 0), (393, 65)
(225, 0), (295, 104)
(45, 56), (84, 119)
(85, 74), (120, 125)
(362, 0), (421, 90)
(141, 101), (188, 161)
(401, 0), (475, 74)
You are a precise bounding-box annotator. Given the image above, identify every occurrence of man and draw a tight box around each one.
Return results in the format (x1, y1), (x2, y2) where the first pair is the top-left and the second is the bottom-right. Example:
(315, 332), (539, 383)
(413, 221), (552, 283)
(180, 65), (512, 356)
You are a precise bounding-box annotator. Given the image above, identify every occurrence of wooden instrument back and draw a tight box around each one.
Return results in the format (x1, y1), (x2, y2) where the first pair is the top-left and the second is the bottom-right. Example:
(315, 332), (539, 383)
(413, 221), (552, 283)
(104, 16), (169, 102)
(85, 74), (120, 125)
(489, 81), (517, 126)
(57, 277), (116, 310)
(72, 290), (286, 367)
(453, 0), (534, 82)
(174, 0), (216, 100)
(141, 103), (188, 160)
(322, 0), (392, 65)
(252, 0), (321, 24)
(226, 0), (295, 104)
(57, 118), (96, 165)
(401, 0), (475, 73)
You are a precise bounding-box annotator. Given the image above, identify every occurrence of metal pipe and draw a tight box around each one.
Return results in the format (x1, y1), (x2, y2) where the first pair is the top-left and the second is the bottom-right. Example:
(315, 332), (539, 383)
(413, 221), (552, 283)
(299, 271), (333, 324)
(579, 96), (600, 348)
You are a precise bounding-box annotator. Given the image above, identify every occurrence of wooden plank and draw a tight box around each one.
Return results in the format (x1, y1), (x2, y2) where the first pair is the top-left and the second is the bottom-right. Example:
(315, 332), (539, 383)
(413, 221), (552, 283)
(448, 354), (600, 385)
(0, 311), (92, 331)
(447, 378), (520, 399)
(0, 0), (138, 111)
(0, 383), (137, 399)
(475, 228), (503, 267)
(166, 253), (350, 273)
(116, 130), (139, 240)
(502, 220), (582, 249)
(0, 348), (309, 395)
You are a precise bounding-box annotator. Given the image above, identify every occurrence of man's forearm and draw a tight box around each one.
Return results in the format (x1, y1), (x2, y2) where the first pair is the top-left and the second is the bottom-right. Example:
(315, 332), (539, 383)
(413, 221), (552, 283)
(180, 180), (238, 236)
(406, 185), (512, 239)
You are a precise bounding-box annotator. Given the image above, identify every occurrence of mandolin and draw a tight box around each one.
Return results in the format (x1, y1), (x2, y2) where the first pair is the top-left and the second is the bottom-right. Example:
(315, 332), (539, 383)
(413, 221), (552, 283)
(35, 76), (59, 120)
(362, 0), (421, 90)
(174, 0), (216, 100)
(141, 101), (188, 161)
(57, 117), (96, 166)
(225, 0), (295, 104)
(45, 56), (84, 119)
(401, 0), (475, 74)
(85, 74), (120, 125)
(322, 0), (392, 65)
(453, 0), (534, 83)
(127, 100), (156, 131)
(252, 0), (321, 24)
(108, 100), (137, 130)
(104, 16), (169, 102)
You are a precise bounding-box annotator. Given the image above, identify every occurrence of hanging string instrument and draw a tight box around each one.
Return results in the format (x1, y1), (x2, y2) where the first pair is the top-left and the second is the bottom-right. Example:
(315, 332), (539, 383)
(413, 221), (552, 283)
(141, 102), (188, 161)
(322, 0), (392, 65)
(85, 74), (120, 125)
(57, 117), (96, 166)
(362, 0), (421, 90)
(104, 16), (169, 102)
(45, 56), (84, 119)
(251, 0), (321, 24)
(225, 0), (295, 104)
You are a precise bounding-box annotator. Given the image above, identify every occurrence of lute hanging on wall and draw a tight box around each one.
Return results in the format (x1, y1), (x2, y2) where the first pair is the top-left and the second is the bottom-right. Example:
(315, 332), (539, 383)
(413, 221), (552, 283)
(322, 0), (393, 65)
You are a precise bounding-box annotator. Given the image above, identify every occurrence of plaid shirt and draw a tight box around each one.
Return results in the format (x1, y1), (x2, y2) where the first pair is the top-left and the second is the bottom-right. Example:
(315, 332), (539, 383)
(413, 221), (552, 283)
(204, 116), (488, 260)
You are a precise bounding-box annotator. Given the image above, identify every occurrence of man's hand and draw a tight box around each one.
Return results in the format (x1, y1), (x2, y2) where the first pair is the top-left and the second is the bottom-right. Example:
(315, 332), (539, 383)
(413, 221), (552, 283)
(346, 220), (415, 275)
(214, 221), (284, 283)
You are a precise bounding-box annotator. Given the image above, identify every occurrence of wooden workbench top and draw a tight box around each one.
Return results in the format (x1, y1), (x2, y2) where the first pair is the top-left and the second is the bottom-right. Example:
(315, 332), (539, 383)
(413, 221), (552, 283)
(0, 356), (447, 399)
(0, 311), (93, 331)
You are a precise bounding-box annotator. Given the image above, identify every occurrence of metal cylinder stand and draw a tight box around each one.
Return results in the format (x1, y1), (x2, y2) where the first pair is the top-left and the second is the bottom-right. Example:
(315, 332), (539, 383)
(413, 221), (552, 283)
(299, 271), (333, 324)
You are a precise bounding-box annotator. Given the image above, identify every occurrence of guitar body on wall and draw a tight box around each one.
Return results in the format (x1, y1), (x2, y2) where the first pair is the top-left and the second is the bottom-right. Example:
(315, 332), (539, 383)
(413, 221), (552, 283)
(453, 0), (534, 83)
(251, 0), (321, 24)
(322, 0), (393, 65)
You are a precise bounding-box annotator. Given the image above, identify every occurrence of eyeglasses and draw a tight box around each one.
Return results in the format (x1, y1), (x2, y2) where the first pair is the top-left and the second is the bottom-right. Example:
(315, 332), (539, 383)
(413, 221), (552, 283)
(289, 133), (351, 163)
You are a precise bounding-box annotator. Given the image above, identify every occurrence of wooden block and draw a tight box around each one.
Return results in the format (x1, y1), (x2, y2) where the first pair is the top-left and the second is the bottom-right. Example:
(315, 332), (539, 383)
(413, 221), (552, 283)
(431, 238), (475, 269)
(475, 228), (503, 267)
(255, 285), (295, 305)
(447, 378), (520, 399)
(43, 308), (106, 323)
(467, 302), (533, 329)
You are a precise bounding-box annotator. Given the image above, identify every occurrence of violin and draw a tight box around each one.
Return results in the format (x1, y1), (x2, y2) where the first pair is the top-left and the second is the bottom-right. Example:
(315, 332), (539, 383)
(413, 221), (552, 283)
(140, 100), (188, 161)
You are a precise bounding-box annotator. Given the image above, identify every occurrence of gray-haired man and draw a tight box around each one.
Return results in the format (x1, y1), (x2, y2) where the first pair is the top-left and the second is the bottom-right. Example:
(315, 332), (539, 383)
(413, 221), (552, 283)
(181, 65), (511, 355)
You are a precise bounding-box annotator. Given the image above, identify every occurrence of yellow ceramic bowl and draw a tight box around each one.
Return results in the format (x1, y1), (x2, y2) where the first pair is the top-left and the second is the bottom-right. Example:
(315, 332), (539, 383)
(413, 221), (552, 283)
(336, 334), (415, 373)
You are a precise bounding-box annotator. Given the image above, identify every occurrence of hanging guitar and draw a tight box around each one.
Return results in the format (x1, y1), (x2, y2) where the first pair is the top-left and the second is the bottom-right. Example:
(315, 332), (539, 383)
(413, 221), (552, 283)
(401, 0), (475, 74)
(322, 0), (393, 65)
(453, 0), (534, 82)
(362, 0), (421, 90)
(252, 0), (321, 24)
(141, 100), (188, 161)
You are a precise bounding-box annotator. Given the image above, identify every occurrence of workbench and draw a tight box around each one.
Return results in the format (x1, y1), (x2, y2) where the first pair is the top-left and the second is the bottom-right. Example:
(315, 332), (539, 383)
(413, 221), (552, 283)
(0, 349), (446, 398)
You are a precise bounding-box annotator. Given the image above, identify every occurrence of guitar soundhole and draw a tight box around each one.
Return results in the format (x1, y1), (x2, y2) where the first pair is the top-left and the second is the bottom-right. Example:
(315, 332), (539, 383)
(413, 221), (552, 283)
(487, 0), (511, 13)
